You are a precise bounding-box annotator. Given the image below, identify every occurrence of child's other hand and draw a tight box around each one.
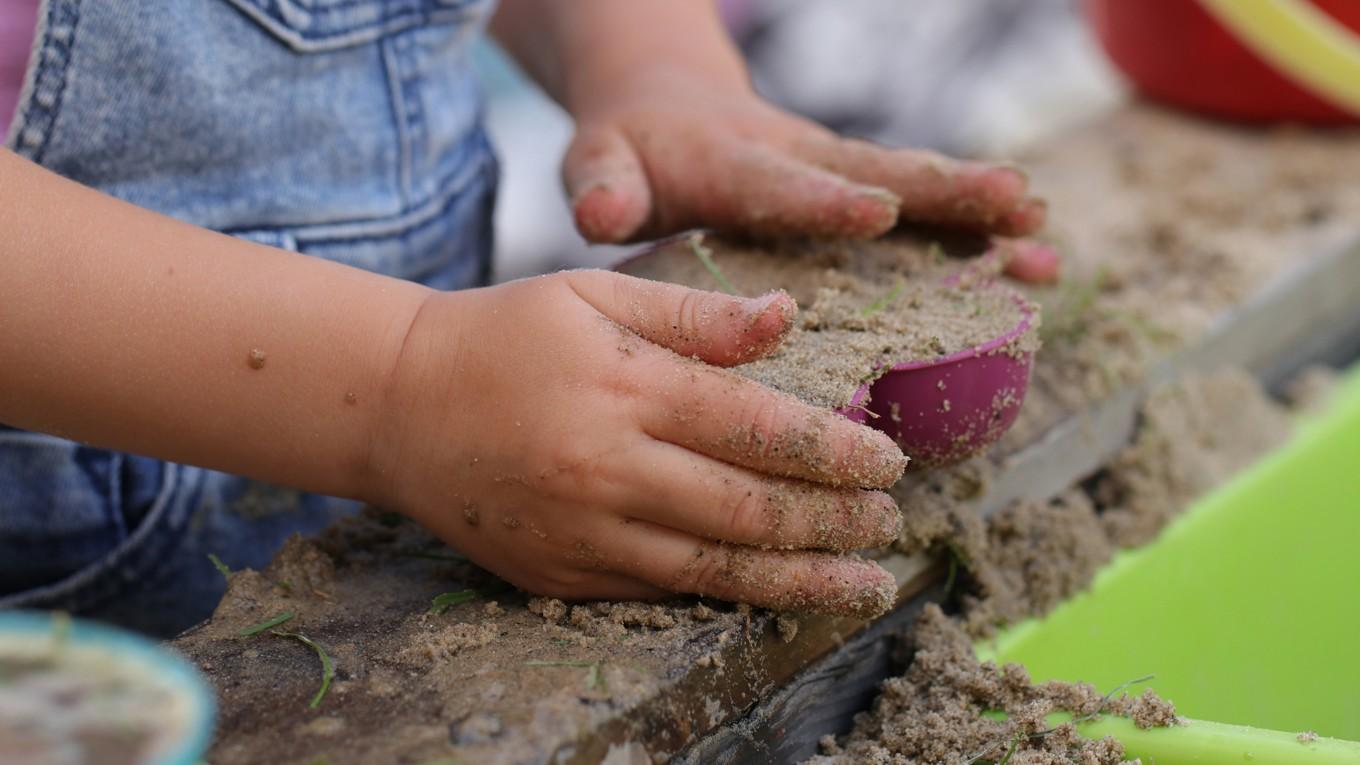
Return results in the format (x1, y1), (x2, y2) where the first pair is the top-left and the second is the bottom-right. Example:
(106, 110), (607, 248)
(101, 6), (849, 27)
(366, 271), (906, 616)
(563, 68), (1057, 283)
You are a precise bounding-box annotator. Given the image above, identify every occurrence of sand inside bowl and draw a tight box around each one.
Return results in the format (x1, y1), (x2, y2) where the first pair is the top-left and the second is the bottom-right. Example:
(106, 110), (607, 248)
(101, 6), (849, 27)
(618, 234), (1037, 410)
(0, 625), (196, 765)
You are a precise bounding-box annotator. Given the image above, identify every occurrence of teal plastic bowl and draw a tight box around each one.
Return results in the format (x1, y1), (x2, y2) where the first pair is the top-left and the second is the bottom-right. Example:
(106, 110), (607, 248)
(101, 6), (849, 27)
(0, 610), (215, 765)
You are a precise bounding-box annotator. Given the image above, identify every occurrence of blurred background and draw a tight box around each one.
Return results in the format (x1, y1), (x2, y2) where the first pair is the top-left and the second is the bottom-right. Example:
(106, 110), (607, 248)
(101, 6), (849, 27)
(479, 0), (1127, 282)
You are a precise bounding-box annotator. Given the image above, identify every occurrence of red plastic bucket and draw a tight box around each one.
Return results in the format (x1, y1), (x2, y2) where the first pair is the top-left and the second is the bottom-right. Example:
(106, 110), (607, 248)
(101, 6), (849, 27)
(1084, 0), (1360, 123)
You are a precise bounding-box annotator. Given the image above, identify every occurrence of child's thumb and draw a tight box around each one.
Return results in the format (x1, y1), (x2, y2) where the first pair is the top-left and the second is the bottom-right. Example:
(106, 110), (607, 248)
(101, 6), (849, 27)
(566, 271), (796, 366)
(563, 126), (653, 243)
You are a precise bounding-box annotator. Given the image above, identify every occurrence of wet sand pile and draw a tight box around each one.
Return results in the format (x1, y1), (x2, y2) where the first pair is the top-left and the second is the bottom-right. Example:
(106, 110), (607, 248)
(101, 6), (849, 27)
(620, 234), (1035, 410)
(808, 604), (1176, 765)
(1093, 368), (1293, 548)
(894, 368), (1292, 637)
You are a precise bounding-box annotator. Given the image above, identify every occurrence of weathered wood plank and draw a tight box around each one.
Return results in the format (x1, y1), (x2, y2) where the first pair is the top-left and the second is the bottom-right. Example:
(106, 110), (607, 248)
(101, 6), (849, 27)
(563, 557), (940, 764)
(674, 576), (948, 765)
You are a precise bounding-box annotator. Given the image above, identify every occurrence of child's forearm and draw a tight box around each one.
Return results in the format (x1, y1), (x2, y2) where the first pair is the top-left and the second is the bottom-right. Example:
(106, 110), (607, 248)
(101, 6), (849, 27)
(0, 149), (430, 501)
(489, 0), (750, 115)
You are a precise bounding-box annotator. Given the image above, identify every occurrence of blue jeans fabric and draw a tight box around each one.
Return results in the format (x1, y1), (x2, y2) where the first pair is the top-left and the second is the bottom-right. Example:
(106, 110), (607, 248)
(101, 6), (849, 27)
(2, 0), (499, 636)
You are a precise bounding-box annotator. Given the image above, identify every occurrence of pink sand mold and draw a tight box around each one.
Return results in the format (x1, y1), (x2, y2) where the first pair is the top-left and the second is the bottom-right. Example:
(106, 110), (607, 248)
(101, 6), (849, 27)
(836, 289), (1035, 468)
(616, 240), (1036, 469)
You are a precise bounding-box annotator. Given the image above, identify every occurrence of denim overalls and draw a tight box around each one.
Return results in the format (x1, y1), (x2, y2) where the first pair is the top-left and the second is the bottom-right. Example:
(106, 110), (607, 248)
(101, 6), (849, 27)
(2, 0), (499, 636)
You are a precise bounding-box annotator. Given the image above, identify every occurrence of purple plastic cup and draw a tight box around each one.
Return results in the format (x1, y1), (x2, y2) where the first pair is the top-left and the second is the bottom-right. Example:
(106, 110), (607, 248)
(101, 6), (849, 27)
(835, 289), (1035, 468)
(615, 239), (1037, 469)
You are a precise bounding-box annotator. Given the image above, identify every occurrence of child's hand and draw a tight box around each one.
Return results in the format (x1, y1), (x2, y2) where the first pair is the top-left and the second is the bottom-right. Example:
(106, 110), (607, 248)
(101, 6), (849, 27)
(562, 68), (1058, 283)
(366, 271), (907, 615)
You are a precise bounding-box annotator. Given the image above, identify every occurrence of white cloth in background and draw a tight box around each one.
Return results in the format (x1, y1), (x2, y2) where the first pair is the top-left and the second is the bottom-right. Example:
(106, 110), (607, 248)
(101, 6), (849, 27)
(740, 0), (1124, 156)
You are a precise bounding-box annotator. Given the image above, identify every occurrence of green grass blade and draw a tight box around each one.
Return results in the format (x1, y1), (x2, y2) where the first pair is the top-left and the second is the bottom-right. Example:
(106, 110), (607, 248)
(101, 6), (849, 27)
(429, 589), (480, 615)
(238, 611), (294, 637)
(207, 553), (232, 581)
(860, 280), (905, 318)
(995, 734), (1022, 765)
(273, 631), (334, 709)
(587, 662), (606, 692)
(687, 233), (737, 295)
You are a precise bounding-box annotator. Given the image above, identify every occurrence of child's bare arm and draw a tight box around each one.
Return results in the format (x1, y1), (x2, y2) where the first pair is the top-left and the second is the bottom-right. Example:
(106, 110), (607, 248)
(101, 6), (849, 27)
(0, 148), (427, 500)
(0, 148), (905, 614)
(490, 0), (1058, 282)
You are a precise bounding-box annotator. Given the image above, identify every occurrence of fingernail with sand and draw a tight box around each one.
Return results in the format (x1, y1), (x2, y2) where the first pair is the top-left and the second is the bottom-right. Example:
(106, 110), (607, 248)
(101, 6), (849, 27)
(872, 492), (904, 545)
(850, 187), (902, 236)
(743, 290), (796, 337)
(1001, 197), (1049, 236)
(829, 558), (898, 619)
(858, 428), (909, 488)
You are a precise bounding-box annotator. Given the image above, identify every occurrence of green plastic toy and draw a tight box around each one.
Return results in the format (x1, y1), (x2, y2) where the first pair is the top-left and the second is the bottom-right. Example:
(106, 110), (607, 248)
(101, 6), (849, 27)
(980, 367), (1360, 764)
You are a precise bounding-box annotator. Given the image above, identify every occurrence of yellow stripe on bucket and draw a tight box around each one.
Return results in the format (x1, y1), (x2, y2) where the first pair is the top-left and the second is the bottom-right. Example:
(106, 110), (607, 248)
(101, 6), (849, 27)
(1199, 0), (1360, 115)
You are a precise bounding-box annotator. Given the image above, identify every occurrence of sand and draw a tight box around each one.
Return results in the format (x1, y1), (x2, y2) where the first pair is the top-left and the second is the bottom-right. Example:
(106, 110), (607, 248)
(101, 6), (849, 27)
(807, 604), (1177, 765)
(0, 630), (194, 765)
(887, 368), (1293, 638)
(620, 233), (1035, 410)
(1094, 369), (1293, 548)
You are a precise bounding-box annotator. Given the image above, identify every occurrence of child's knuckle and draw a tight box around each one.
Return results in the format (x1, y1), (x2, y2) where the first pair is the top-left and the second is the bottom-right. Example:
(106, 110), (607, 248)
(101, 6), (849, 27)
(718, 482), (769, 543)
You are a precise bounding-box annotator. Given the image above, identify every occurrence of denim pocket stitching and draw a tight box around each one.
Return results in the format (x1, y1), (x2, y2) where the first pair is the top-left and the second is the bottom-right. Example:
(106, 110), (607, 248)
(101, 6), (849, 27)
(0, 462), (194, 614)
(221, 0), (486, 53)
(7, 0), (81, 164)
(0, 430), (126, 544)
(293, 0), (480, 13)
